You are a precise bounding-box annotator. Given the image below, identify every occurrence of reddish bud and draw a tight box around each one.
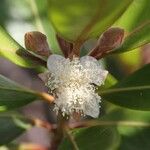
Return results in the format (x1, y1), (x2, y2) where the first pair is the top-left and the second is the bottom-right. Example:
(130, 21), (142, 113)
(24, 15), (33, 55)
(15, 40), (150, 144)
(89, 27), (124, 59)
(25, 31), (51, 57)
(56, 35), (73, 58)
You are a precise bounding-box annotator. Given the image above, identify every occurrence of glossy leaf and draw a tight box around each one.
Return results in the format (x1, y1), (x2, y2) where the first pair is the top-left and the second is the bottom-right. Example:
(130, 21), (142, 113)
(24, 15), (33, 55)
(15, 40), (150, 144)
(103, 107), (150, 134)
(119, 128), (150, 150)
(112, 0), (150, 53)
(117, 48), (141, 71)
(101, 73), (117, 89)
(100, 64), (150, 110)
(0, 26), (44, 68)
(59, 126), (120, 150)
(103, 107), (150, 149)
(0, 74), (38, 111)
(48, 0), (132, 42)
(0, 114), (32, 145)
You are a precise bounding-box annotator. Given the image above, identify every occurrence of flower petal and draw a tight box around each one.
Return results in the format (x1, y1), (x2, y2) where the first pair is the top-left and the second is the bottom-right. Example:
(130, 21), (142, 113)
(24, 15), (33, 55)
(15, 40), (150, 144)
(99, 70), (108, 84)
(47, 54), (65, 73)
(84, 99), (100, 118)
(81, 56), (108, 85)
(80, 56), (99, 68)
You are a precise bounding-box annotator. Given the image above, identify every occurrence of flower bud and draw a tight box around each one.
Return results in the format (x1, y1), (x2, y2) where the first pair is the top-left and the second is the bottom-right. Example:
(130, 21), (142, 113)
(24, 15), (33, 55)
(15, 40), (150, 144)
(56, 34), (73, 58)
(25, 31), (51, 57)
(89, 27), (124, 59)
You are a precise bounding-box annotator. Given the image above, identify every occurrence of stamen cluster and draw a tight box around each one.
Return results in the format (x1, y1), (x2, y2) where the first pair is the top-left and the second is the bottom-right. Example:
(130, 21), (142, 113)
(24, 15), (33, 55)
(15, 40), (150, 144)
(46, 55), (108, 118)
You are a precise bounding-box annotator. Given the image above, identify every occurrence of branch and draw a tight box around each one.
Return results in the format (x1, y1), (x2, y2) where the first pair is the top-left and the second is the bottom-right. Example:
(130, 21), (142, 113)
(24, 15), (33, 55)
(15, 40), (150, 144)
(64, 127), (79, 150)
(37, 92), (55, 103)
(33, 118), (57, 131)
(69, 120), (150, 129)
(50, 112), (68, 150)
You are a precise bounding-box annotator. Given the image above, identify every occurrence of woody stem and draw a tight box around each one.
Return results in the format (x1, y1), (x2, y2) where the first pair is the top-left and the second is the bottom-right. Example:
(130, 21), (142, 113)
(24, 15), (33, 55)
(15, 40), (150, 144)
(50, 112), (68, 150)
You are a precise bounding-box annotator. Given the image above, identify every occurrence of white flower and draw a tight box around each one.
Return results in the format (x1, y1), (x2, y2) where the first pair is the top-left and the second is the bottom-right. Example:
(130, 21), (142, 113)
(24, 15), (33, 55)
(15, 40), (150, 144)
(46, 54), (108, 118)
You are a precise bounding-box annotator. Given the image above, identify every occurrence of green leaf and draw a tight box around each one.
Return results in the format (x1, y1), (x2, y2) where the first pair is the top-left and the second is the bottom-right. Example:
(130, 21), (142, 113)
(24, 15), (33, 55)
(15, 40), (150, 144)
(0, 26), (44, 68)
(28, 0), (61, 54)
(119, 128), (150, 150)
(102, 107), (150, 149)
(102, 107), (150, 134)
(59, 126), (120, 150)
(117, 48), (141, 70)
(0, 74), (38, 111)
(113, 0), (150, 53)
(101, 73), (117, 89)
(100, 64), (150, 110)
(48, 0), (132, 42)
(0, 113), (32, 145)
